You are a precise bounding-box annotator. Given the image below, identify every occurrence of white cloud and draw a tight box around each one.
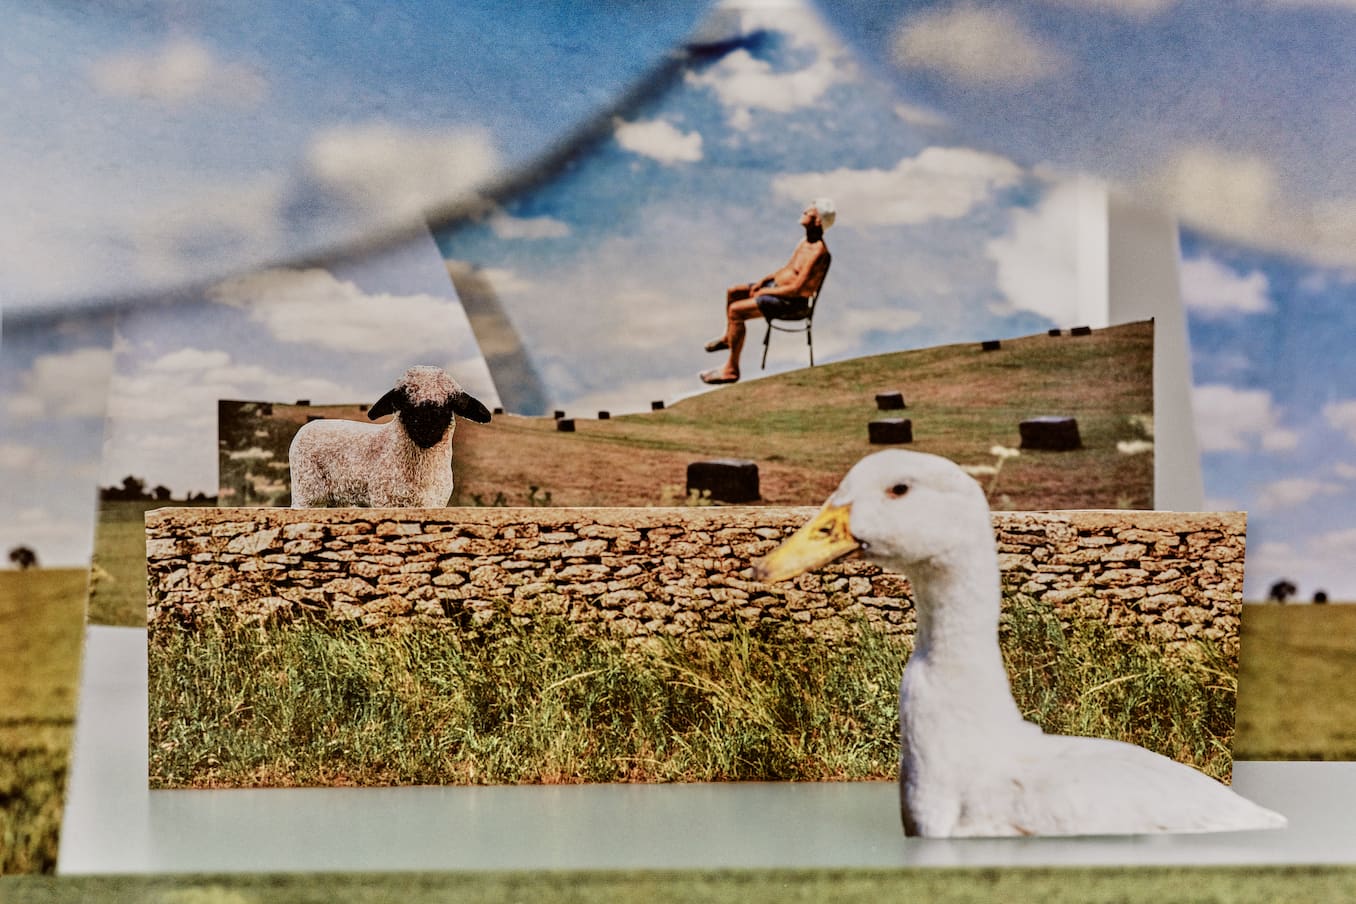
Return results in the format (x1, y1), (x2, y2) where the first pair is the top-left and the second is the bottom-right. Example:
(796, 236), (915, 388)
(1139, 144), (1356, 270)
(1192, 383), (1299, 453)
(688, 11), (846, 130)
(1323, 400), (1356, 444)
(772, 147), (1022, 228)
(102, 345), (365, 492)
(613, 118), (704, 165)
(1334, 462), (1356, 480)
(208, 267), (477, 360)
(985, 180), (1086, 325)
(488, 211), (571, 240)
(1257, 477), (1343, 510)
(5, 346), (114, 420)
(812, 305), (926, 360)
(1179, 255), (1272, 318)
(89, 38), (267, 107)
(892, 6), (1069, 87)
(1148, 146), (1278, 245)
(306, 124), (501, 224)
(0, 443), (40, 471)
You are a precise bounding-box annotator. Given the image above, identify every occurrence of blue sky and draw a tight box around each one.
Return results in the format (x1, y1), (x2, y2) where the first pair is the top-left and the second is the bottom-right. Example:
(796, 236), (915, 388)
(2, 0), (707, 310)
(823, 0), (1356, 272)
(434, 1), (1103, 414)
(1182, 227), (1356, 600)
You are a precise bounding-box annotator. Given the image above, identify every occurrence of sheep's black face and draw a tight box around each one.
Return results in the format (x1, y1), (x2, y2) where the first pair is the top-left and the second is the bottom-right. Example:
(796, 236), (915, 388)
(401, 402), (456, 449)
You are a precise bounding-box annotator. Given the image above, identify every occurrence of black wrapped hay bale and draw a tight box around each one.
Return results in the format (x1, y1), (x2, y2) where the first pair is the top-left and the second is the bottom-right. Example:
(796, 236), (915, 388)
(1048, 328), (1062, 337)
(493, 407), (505, 415)
(1070, 325), (1093, 336)
(1019, 416), (1081, 451)
(556, 418), (576, 433)
(875, 391), (906, 410)
(598, 410), (611, 420)
(869, 418), (913, 444)
(651, 400), (665, 411)
(686, 459), (760, 503)
(981, 339), (1002, 351)
(553, 409), (566, 420)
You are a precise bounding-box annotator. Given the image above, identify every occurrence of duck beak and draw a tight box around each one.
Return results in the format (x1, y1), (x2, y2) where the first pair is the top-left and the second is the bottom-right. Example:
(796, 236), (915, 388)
(753, 503), (860, 583)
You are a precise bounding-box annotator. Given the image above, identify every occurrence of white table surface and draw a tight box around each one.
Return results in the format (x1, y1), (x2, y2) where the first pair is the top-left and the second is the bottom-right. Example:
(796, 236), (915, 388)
(57, 626), (1356, 874)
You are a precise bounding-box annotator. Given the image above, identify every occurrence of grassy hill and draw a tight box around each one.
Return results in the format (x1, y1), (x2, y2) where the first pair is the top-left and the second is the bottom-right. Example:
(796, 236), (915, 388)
(450, 320), (1155, 510)
(0, 569), (87, 874)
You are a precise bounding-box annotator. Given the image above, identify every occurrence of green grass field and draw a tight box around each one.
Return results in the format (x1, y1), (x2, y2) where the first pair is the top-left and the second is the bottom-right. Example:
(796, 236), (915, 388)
(89, 498), (214, 628)
(449, 320), (1154, 513)
(148, 594), (1233, 789)
(6, 866), (1356, 903)
(0, 569), (87, 875)
(1235, 603), (1356, 760)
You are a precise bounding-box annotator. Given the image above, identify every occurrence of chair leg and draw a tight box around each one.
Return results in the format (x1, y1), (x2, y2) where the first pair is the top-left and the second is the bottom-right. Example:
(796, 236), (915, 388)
(806, 324), (814, 367)
(761, 322), (772, 370)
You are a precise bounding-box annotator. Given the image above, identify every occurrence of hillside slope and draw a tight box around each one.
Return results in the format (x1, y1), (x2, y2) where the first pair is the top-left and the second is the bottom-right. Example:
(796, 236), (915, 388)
(451, 320), (1154, 510)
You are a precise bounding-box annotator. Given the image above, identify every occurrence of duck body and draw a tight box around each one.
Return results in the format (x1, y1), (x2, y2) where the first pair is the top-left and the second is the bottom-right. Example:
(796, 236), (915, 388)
(754, 449), (1286, 838)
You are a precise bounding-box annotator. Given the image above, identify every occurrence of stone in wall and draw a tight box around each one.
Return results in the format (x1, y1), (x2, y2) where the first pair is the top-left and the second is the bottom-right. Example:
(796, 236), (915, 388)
(145, 507), (1245, 663)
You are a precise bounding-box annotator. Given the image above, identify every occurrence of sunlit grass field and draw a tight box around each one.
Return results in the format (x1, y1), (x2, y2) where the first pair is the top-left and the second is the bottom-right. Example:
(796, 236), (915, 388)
(6, 866), (1356, 904)
(149, 594), (1234, 789)
(1235, 603), (1356, 760)
(0, 569), (86, 874)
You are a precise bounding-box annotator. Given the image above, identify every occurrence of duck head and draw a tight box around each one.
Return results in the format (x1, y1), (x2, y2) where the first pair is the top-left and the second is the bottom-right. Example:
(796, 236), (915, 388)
(754, 450), (992, 583)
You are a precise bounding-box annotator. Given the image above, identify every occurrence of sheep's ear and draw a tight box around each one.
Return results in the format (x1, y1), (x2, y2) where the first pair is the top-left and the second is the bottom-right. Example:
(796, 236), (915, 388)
(368, 388), (403, 420)
(451, 392), (492, 424)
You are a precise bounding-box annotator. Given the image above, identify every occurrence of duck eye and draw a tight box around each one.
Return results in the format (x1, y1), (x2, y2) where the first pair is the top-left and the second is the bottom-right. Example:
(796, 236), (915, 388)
(887, 483), (910, 499)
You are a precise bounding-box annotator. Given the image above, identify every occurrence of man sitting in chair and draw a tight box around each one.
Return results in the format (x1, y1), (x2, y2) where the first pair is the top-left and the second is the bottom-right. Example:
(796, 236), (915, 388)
(700, 197), (834, 385)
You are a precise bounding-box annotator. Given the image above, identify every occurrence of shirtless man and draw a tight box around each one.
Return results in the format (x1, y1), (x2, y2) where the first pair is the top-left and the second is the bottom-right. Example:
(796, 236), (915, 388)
(701, 198), (834, 384)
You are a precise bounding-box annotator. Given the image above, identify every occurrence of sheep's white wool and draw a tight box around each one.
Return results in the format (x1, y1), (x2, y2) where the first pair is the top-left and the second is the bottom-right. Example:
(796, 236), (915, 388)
(289, 366), (490, 508)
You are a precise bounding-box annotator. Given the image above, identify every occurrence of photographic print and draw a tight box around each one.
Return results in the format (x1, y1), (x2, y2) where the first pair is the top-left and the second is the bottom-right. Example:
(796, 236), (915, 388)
(1181, 226), (1356, 762)
(90, 230), (498, 627)
(432, 0), (1109, 416)
(146, 483), (1248, 832)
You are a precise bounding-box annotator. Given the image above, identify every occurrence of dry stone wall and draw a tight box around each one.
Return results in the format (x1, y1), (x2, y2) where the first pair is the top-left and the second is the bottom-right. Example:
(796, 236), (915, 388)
(145, 507), (1245, 660)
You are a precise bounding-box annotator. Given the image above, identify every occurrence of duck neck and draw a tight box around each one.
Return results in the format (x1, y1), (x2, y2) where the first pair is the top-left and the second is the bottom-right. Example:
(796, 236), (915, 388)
(907, 546), (1020, 716)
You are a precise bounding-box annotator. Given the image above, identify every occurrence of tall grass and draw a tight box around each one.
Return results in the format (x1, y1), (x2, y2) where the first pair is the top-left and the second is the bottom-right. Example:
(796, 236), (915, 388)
(149, 596), (1234, 789)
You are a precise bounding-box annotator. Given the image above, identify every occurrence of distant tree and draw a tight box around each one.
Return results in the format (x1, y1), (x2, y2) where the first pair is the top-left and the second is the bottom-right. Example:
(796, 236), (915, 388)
(1314, 590), (1329, 604)
(153, 485), (173, 501)
(7, 546), (38, 570)
(101, 475), (153, 502)
(1268, 579), (1298, 604)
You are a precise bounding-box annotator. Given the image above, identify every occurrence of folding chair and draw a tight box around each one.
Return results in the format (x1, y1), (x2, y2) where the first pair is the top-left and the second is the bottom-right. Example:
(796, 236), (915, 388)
(760, 259), (829, 370)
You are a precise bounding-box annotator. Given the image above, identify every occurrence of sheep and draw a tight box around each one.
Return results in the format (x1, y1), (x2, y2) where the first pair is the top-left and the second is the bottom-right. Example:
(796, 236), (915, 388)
(289, 366), (492, 508)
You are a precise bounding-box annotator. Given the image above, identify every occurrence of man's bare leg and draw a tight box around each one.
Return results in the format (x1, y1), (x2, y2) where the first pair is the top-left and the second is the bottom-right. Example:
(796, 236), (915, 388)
(706, 284), (757, 353)
(702, 298), (762, 383)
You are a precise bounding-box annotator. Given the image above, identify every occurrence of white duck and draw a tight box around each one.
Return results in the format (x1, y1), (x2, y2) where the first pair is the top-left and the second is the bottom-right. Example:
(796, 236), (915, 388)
(753, 449), (1286, 837)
